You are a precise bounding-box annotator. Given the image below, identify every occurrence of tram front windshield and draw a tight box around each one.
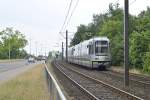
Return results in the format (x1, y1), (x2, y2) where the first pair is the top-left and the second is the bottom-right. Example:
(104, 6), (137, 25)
(95, 41), (108, 55)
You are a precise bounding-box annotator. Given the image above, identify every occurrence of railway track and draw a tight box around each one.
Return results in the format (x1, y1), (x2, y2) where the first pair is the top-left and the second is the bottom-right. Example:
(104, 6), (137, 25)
(54, 61), (143, 100)
(99, 70), (150, 99)
(61, 61), (150, 99)
(52, 61), (99, 100)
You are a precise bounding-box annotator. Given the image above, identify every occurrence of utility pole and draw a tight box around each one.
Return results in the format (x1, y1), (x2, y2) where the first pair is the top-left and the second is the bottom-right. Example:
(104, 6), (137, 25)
(66, 30), (68, 62)
(9, 38), (10, 60)
(35, 41), (38, 57)
(44, 47), (46, 57)
(45, 46), (47, 57)
(62, 42), (64, 60)
(40, 44), (43, 56)
(30, 38), (31, 56)
(124, 0), (129, 87)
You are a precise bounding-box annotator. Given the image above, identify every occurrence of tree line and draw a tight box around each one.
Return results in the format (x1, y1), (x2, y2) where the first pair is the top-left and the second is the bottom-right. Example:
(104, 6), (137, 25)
(0, 27), (28, 59)
(70, 3), (150, 73)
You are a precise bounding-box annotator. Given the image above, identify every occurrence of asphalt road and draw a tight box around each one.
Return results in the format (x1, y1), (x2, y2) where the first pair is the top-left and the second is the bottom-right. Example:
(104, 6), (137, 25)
(0, 60), (43, 84)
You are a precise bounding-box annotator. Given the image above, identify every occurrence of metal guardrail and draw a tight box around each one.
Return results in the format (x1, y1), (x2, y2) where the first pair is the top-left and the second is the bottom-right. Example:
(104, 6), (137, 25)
(44, 63), (66, 100)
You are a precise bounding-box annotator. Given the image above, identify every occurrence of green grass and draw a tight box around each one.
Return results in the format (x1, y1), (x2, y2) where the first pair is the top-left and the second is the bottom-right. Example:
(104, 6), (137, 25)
(0, 64), (50, 100)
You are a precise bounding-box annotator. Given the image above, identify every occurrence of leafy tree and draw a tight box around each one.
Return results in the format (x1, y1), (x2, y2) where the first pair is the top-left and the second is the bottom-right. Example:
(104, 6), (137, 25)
(70, 3), (150, 72)
(70, 24), (88, 46)
(143, 52), (150, 73)
(48, 52), (52, 59)
(129, 7), (150, 71)
(0, 27), (28, 59)
(129, 31), (149, 68)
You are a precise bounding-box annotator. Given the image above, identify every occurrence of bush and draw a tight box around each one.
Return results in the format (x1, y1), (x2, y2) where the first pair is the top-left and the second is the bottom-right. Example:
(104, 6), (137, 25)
(143, 52), (150, 73)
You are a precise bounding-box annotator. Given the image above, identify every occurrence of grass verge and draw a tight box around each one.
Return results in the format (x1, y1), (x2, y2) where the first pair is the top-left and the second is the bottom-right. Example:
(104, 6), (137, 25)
(0, 64), (50, 100)
(111, 66), (150, 76)
(0, 59), (24, 63)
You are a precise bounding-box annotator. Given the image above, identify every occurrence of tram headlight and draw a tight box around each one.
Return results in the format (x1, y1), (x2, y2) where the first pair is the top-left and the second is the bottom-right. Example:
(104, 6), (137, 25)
(105, 57), (110, 60)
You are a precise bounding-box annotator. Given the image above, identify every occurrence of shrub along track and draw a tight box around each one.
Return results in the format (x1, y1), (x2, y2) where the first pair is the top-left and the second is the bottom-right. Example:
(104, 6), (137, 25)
(53, 60), (143, 100)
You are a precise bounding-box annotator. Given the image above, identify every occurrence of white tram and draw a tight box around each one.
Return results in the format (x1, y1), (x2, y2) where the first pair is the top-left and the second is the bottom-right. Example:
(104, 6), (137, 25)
(68, 37), (111, 69)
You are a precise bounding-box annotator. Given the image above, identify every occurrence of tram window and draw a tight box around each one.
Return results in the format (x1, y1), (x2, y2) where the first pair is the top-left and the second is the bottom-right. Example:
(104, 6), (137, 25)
(101, 41), (108, 45)
(101, 47), (108, 53)
(95, 41), (108, 54)
(95, 45), (100, 54)
(88, 45), (93, 54)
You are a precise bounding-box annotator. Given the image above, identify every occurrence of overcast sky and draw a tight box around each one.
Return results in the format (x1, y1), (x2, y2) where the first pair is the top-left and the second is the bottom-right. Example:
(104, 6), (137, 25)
(0, 0), (150, 56)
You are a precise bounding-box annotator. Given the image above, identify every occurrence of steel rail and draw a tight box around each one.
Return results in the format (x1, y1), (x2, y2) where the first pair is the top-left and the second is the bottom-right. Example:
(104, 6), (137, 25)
(53, 61), (100, 100)
(59, 62), (143, 100)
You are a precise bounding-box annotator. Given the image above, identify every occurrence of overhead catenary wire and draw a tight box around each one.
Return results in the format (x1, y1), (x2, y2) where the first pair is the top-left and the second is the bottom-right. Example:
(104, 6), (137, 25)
(59, 0), (74, 38)
(129, 0), (136, 5)
(62, 0), (123, 40)
(60, 0), (137, 44)
(63, 0), (80, 31)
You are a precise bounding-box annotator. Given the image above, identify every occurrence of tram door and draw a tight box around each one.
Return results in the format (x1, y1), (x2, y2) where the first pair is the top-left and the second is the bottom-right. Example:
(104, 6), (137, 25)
(88, 42), (94, 68)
